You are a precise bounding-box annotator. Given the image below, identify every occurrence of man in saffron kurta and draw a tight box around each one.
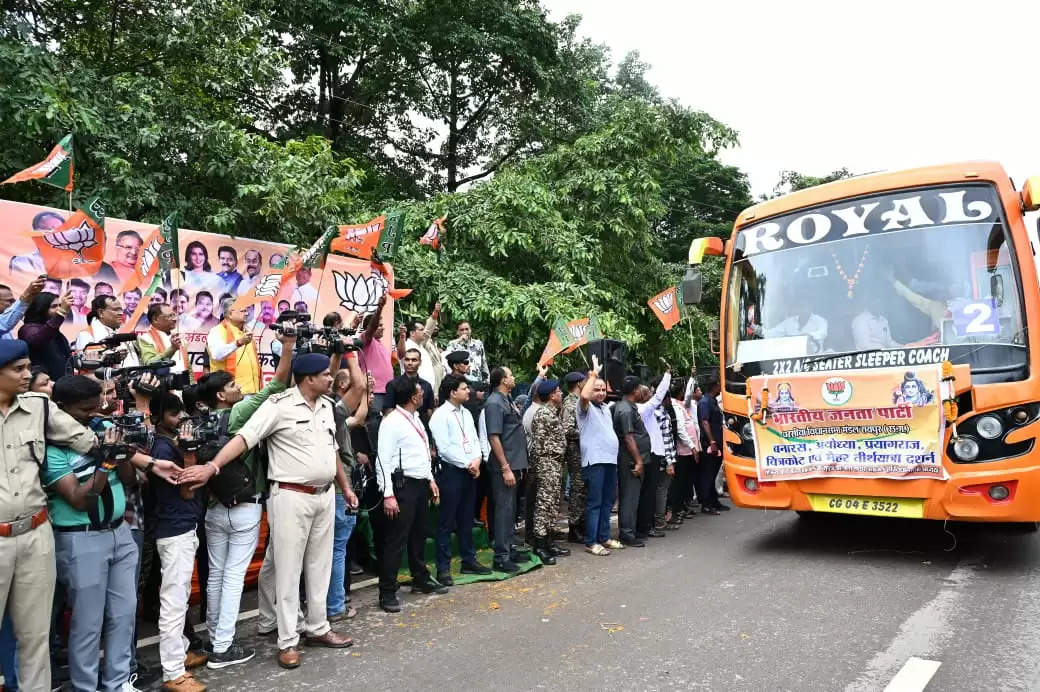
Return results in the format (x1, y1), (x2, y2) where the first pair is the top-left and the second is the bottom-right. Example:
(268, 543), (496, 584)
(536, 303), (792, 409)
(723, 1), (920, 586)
(207, 297), (260, 395)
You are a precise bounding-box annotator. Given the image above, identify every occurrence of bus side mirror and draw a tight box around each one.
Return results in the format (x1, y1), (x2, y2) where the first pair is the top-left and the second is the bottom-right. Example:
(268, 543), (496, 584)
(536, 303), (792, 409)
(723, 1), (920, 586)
(1022, 176), (1040, 211)
(681, 266), (703, 305)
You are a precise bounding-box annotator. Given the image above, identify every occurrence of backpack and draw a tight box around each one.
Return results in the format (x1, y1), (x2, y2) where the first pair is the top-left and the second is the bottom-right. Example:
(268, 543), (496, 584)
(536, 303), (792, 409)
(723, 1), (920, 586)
(200, 410), (258, 507)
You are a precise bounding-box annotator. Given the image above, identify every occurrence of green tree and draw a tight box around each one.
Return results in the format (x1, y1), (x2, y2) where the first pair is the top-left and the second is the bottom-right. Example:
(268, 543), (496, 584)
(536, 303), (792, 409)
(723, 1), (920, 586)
(770, 167), (854, 197)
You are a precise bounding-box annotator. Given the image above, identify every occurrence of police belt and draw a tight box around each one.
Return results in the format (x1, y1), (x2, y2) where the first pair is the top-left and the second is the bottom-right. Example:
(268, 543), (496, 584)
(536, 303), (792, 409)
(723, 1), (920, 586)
(276, 481), (333, 495)
(0, 508), (49, 538)
(53, 517), (124, 533)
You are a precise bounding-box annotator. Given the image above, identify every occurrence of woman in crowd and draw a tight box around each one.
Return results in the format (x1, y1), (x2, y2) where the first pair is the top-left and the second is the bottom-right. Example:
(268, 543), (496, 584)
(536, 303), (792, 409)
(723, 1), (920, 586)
(29, 366), (53, 396)
(17, 291), (72, 381)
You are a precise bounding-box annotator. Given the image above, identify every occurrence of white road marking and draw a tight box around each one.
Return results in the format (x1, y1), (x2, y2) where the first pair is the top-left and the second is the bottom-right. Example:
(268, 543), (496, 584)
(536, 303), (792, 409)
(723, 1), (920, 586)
(883, 657), (942, 692)
(845, 558), (978, 692)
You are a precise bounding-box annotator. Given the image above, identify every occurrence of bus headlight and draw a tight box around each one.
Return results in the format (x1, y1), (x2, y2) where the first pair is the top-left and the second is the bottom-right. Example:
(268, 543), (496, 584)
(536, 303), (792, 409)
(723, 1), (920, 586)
(975, 415), (1003, 440)
(952, 436), (980, 462)
(741, 422), (753, 441)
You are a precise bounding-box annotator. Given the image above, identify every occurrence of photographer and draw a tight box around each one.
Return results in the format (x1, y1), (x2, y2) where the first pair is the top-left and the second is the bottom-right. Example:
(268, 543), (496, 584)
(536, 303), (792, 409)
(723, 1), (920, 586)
(0, 342), (99, 691)
(75, 294), (140, 368)
(44, 374), (181, 692)
(180, 350), (353, 669)
(148, 392), (209, 691)
(191, 327), (296, 670)
(206, 297), (260, 395)
(138, 303), (186, 373)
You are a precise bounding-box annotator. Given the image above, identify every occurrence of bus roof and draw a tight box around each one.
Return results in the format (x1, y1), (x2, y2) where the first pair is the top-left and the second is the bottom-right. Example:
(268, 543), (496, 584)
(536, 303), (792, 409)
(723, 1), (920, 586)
(735, 161), (1013, 229)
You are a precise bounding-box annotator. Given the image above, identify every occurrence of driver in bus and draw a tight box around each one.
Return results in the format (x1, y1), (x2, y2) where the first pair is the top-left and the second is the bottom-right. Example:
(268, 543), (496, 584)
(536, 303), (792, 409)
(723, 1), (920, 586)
(749, 284), (828, 354)
(850, 290), (901, 351)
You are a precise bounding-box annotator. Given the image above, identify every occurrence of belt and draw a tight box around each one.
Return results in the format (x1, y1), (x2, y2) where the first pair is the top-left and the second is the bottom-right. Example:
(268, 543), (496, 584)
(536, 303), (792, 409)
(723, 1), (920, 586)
(0, 508), (48, 538)
(53, 517), (123, 533)
(277, 481), (333, 495)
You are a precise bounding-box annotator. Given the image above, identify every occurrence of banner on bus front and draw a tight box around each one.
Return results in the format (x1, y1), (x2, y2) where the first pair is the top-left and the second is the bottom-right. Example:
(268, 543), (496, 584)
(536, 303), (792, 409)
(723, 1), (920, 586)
(747, 365), (947, 481)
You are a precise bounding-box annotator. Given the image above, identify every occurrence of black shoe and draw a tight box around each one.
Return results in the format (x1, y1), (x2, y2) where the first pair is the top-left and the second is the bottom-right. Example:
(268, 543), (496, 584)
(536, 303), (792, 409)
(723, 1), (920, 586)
(567, 527), (585, 544)
(549, 542), (571, 557)
(510, 550), (531, 563)
(208, 642), (256, 669)
(379, 595), (401, 613)
(715, 503), (732, 511)
(460, 561), (493, 575)
(646, 528), (666, 537)
(493, 560), (521, 573)
(349, 561), (364, 576)
(411, 578), (449, 594)
(533, 539), (557, 565)
(437, 572), (454, 586)
(619, 537), (646, 547)
(701, 507), (721, 515)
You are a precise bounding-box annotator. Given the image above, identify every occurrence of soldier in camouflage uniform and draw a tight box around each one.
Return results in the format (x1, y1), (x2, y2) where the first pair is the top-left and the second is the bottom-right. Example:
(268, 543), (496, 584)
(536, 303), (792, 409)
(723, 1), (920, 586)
(529, 379), (571, 564)
(561, 372), (587, 543)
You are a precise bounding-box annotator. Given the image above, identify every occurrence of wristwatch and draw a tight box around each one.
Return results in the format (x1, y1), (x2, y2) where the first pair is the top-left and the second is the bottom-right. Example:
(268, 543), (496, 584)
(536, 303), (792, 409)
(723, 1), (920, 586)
(145, 459), (156, 475)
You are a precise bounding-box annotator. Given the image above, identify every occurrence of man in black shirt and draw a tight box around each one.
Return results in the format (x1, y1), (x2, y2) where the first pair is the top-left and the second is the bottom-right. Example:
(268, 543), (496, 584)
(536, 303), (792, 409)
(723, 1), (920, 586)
(696, 375), (727, 515)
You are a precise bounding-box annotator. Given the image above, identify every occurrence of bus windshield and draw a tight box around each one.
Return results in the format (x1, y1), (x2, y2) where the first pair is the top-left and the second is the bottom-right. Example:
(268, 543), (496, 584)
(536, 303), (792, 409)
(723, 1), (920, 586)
(726, 184), (1027, 378)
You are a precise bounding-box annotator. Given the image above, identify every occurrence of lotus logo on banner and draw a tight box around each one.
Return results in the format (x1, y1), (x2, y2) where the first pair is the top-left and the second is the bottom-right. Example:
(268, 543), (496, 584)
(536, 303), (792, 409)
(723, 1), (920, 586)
(333, 270), (389, 314)
(252, 273), (283, 299)
(569, 322), (587, 341)
(45, 220), (99, 257)
(648, 286), (681, 330)
(31, 196), (106, 278)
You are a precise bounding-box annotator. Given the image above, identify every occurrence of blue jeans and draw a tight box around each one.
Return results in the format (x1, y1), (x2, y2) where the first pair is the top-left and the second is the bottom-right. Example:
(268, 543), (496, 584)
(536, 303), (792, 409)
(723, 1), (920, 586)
(327, 493), (357, 617)
(0, 612), (17, 692)
(583, 463), (617, 546)
(435, 464), (477, 574)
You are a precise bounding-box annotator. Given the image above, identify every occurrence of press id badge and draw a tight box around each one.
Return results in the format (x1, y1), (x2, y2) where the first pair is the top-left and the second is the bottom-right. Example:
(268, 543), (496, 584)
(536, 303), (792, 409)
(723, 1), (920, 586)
(463, 440), (475, 456)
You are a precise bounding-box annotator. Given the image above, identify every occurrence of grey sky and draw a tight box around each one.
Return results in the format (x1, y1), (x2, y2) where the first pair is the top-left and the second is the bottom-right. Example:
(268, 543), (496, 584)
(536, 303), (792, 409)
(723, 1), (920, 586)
(544, 0), (1040, 200)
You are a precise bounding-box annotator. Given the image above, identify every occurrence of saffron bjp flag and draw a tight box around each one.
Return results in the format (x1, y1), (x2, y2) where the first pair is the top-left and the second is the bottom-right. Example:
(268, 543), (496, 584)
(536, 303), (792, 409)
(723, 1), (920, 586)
(538, 318), (576, 367)
(420, 215), (445, 250)
(369, 259), (411, 299)
(330, 215), (385, 260)
(2, 134), (74, 192)
(648, 286), (681, 330)
(119, 224), (162, 294)
(300, 225), (338, 269)
(31, 196), (106, 278)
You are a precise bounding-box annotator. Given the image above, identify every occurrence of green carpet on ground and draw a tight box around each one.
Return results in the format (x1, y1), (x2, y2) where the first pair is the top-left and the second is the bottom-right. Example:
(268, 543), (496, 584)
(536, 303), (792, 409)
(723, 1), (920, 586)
(394, 510), (543, 584)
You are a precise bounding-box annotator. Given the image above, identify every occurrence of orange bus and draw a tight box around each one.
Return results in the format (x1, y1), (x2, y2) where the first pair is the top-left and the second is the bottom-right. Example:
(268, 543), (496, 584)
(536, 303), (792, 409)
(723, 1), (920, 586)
(687, 162), (1040, 525)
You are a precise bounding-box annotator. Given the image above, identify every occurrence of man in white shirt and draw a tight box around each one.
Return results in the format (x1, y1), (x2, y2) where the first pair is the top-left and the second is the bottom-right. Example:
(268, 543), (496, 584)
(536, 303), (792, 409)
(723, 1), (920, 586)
(137, 303), (186, 373)
(74, 295), (140, 368)
(396, 320), (437, 387)
(375, 376), (446, 612)
(289, 267), (318, 306)
(752, 309), (828, 354)
(236, 249), (263, 296)
(428, 375), (493, 585)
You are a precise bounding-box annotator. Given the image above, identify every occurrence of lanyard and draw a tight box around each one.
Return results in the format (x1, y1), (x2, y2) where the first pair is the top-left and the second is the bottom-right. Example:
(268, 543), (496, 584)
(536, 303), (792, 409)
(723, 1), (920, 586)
(452, 407), (470, 442)
(395, 407), (427, 445)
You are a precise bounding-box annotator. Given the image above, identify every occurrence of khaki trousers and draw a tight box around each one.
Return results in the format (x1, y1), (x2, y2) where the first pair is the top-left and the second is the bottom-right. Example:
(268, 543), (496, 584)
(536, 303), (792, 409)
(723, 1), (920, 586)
(265, 483), (335, 649)
(0, 522), (55, 692)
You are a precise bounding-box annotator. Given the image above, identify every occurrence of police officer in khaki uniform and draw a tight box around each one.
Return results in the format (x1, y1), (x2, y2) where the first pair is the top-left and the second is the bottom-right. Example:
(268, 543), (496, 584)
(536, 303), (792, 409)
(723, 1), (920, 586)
(180, 352), (354, 670)
(0, 340), (102, 691)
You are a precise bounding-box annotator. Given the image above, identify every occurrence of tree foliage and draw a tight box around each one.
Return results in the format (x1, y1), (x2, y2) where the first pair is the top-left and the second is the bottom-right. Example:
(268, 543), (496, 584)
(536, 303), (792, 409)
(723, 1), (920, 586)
(0, 0), (753, 375)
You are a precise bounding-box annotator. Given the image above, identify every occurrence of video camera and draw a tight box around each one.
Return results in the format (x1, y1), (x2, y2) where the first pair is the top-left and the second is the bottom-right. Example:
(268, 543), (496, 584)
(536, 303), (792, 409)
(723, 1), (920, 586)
(272, 310), (363, 356)
(93, 411), (151, 459)
(95, 359), (193, 393)
(72, 333), (139, 371)
(183, 410), (227, 462)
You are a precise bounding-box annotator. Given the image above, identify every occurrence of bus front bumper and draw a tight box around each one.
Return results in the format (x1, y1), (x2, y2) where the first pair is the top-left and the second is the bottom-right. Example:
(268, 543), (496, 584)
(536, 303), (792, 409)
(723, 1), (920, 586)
(723, 456), (1040, 522)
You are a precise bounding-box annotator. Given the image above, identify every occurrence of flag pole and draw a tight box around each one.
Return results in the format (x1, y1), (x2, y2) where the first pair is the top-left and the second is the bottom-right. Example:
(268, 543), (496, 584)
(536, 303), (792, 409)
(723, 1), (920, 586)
(67, 190), (72, 212)
(684, 304), (697, 375)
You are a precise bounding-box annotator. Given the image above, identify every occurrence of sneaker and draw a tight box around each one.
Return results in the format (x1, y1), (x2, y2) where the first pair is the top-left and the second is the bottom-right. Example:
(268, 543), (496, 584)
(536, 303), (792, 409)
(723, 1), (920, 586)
(349, 561), (364, 576)
(207, 642), (256, 669)
(603, 539), (628, 550)
(411, 578), (449, 594)
(380, 595), (401, 613)
(618, 537), (645, 548)
(121, 673), (143, 692)
(585, 543), (611, 556)
(436, 572), (455, 586)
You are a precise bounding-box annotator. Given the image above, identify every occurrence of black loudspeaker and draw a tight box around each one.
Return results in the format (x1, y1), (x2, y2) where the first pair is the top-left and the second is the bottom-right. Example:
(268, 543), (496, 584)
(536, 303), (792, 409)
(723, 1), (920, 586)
(587, 339), (627, 397)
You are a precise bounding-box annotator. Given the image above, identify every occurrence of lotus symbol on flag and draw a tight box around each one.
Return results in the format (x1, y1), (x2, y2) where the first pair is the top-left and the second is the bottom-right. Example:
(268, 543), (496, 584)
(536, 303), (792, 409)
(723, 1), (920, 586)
(253, 274), (283, 299)
(46, 220), (99, 261)
(333, 270), (389, 313)
(570, 323), (587, 340)
(653, 292), (675, 313)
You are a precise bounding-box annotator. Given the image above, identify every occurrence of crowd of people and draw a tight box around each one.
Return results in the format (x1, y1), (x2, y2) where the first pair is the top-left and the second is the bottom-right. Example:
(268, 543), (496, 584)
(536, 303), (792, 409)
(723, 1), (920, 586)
(0, 275), (730, 692)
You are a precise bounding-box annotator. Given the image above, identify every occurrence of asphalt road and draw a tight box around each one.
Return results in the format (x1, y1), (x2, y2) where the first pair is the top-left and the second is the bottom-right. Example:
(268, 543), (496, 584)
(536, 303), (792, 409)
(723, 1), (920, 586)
(139, 508), (1040, 691)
